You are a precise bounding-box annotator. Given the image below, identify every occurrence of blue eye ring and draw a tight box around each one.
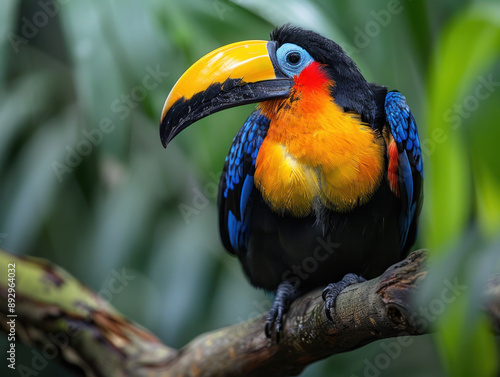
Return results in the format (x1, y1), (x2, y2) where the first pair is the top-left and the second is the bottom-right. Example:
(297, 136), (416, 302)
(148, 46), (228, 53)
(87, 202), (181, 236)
(276, 43), (314, 78)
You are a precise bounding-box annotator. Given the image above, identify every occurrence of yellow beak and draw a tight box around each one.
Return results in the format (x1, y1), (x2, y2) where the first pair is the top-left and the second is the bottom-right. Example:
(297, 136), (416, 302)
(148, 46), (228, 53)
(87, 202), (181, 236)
(160, 40), (292, 147)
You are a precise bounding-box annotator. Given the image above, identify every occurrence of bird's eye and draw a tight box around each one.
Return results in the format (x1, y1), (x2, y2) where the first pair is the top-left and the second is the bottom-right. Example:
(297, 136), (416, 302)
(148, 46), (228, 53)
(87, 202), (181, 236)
(286, 52), (301, 65)
(276, 43), (314, 78)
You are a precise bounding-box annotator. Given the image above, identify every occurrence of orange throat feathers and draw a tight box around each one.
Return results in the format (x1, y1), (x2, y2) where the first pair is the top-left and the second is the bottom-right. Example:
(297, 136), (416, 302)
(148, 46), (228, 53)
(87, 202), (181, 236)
(254, 62), (384, 216)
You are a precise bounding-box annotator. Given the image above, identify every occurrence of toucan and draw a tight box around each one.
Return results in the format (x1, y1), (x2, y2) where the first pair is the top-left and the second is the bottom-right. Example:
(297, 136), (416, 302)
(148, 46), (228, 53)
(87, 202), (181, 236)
(160, 25), (423, 342)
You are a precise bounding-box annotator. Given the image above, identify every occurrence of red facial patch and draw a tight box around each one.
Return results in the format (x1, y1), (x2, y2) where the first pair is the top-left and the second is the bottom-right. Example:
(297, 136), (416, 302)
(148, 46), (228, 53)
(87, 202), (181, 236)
(293, 62), (331, 93)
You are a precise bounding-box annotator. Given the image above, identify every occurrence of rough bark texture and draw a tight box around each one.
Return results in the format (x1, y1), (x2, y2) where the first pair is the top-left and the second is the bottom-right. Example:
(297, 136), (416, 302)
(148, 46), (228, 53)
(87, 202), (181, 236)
(0, 249), (498, 377)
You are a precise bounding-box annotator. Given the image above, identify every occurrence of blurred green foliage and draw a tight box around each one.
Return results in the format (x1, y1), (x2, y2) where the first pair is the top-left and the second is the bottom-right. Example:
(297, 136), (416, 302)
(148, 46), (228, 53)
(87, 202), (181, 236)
(0, 0), (499, 376)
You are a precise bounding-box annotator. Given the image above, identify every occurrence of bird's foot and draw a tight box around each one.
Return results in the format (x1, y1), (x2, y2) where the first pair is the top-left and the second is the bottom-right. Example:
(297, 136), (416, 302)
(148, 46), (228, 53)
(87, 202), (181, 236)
(322, 273), (366, 321)
(265, 280), (295, 343)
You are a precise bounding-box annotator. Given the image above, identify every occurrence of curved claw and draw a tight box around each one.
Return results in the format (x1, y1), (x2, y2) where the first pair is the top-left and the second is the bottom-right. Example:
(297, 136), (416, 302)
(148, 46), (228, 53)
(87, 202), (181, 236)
(265, 305), (284, 342)
(264, 314), (275, 338)
(322, 284), (336, 321)
(264, 281), (295, 342)
(322, 273), (366, 322)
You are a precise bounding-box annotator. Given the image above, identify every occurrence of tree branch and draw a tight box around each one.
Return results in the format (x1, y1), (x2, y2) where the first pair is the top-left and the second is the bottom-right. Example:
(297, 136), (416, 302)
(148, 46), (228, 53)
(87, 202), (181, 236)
(0, 249), (498, 377)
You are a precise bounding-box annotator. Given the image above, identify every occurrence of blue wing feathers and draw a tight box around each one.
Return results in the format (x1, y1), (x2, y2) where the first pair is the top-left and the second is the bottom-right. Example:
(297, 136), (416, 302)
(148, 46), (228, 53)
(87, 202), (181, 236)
(385, 91), (423, 176)
(227, 211), (239, 250)
(219, 110), (270, 253)
(240, 175), (254, 218)
(385, 91), (424, 252)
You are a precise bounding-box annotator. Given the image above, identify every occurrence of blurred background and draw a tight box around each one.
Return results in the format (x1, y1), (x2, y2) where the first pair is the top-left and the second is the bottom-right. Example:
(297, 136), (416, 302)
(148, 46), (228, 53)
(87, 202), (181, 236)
(1, 0), (499, 376)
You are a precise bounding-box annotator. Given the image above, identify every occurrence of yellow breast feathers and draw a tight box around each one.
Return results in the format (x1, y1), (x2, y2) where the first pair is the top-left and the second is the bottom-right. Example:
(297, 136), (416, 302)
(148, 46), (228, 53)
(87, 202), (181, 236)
(255, 72), (384, 216)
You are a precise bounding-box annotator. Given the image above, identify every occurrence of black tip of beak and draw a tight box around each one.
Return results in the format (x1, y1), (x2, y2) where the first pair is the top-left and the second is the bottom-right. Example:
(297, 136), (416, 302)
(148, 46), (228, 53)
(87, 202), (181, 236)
(160, 128), (169, 148)
(159, 119), (173, 148)
(159, 95), (194, 148)
(160, 121), (168, 148)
